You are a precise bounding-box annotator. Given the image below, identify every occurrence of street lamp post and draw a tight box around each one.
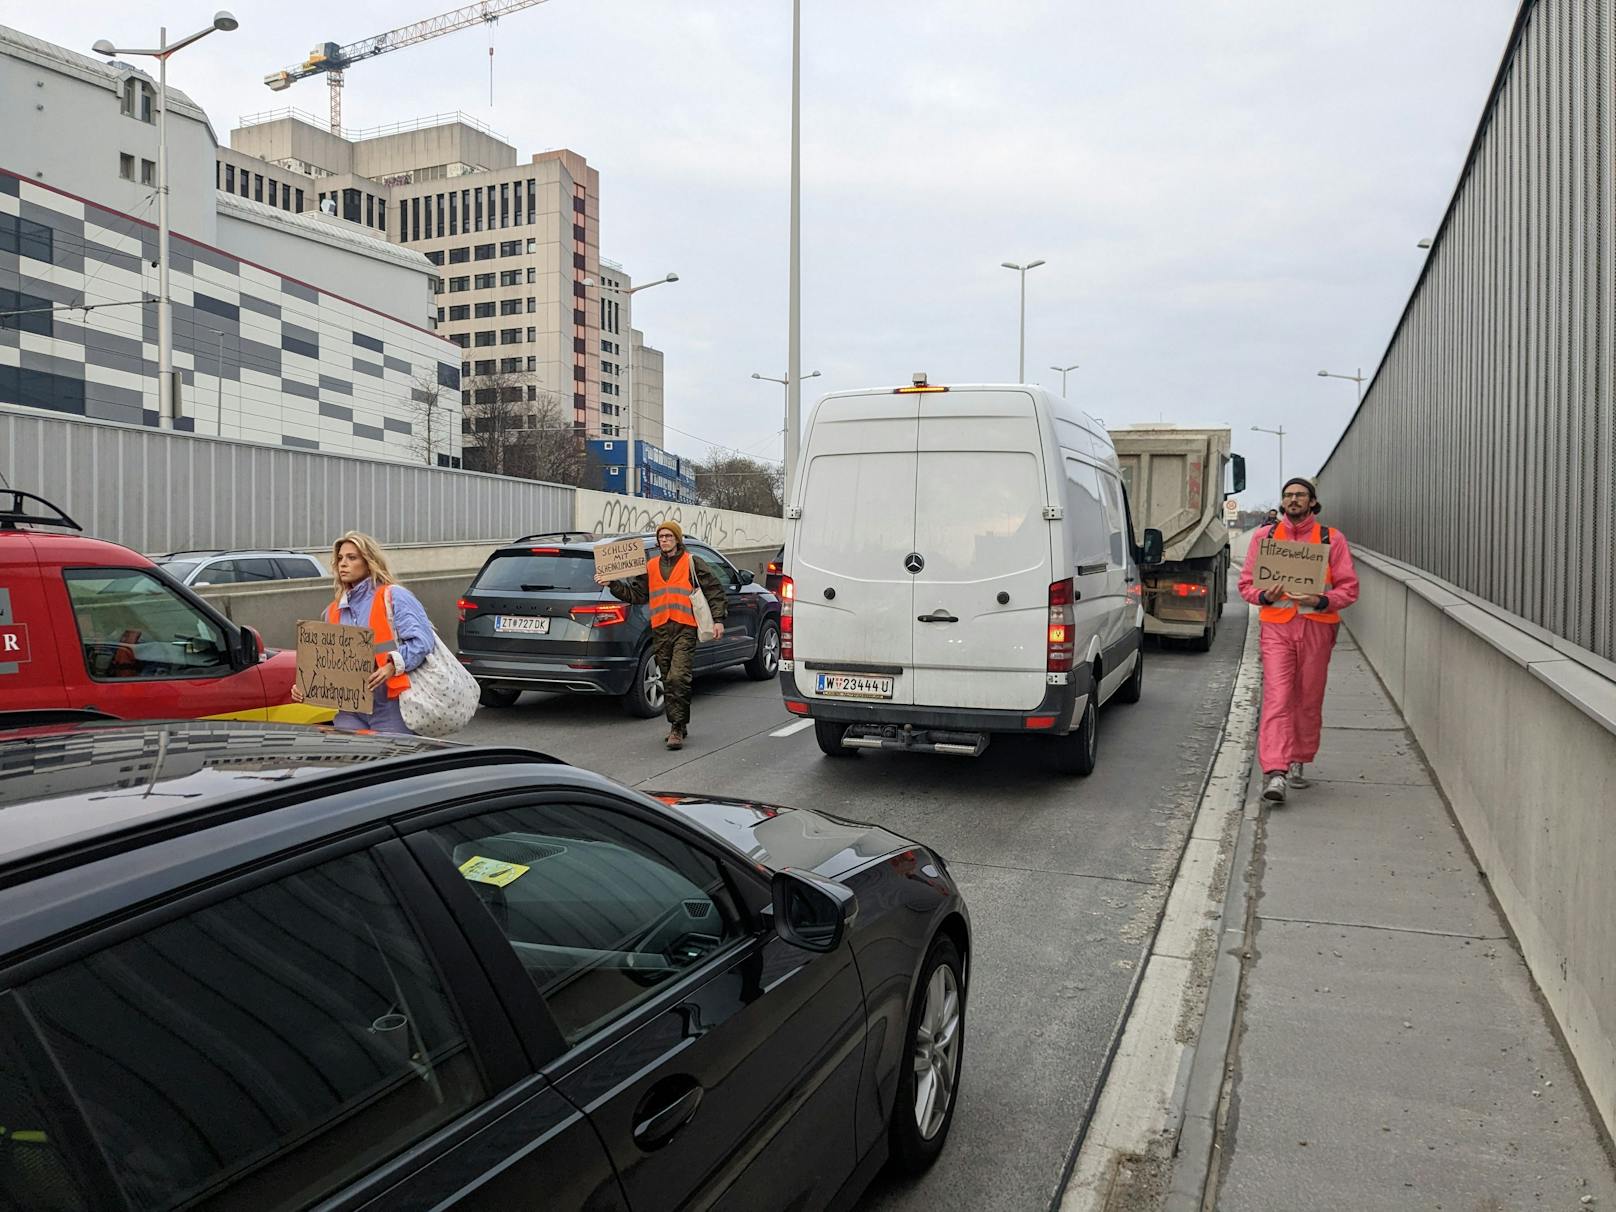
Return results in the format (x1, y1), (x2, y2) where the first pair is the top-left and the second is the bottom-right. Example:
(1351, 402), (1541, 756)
(785, 0), (804, 506)
(94, 11), (238, 430)
(1000, 260), (1045, 382)
(587, 273), (678, 497)
(1251, 424), (1286, 481)
(753, 370), (819, 464)
(1317, 367), (1366, 404)
(1050, 363), (1079, 396)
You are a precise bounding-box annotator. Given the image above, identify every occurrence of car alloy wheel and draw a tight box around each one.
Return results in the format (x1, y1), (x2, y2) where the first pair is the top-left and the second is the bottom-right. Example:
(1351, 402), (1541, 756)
(912, 961), (962, 1140)
(745, 622), (781, 680)
(643, 660), (665, 712)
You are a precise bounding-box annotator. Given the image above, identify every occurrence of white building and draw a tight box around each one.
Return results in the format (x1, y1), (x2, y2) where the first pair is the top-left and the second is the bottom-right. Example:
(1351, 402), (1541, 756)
(0, 26), (461, 464)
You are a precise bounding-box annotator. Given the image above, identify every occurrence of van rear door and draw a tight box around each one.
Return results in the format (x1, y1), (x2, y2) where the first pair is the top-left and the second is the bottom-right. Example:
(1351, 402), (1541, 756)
(790, 393), (918, 706)
(910, 390), (1052, 711)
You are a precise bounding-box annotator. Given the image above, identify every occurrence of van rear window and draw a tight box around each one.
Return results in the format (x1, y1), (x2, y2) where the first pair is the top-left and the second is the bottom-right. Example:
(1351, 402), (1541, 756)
(473, 551), (613, 593)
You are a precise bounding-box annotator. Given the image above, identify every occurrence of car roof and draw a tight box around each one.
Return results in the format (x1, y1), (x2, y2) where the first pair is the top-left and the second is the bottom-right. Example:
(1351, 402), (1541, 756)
(158, 549), (318, 561)
(0, 720), (556, 877)
(0, 527), (157, 569)
(492, 532), (717, 556)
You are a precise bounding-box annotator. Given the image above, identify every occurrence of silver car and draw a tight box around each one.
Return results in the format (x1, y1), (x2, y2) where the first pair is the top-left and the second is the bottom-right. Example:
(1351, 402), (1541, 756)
(155, 549), (327, 587)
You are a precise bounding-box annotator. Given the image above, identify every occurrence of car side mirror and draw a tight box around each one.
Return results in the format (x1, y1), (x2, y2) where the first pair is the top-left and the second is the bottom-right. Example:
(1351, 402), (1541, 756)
(1139, 528), (1165, 567)
(237, 625), (263, 668)
(770, 869), (857, 953)
(1230, 453), (1247, 494)
(738, 569), (755, 585)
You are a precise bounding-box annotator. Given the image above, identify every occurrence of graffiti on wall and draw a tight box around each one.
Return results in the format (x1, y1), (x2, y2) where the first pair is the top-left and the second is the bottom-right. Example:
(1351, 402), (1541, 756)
(580, 490), (783, 551)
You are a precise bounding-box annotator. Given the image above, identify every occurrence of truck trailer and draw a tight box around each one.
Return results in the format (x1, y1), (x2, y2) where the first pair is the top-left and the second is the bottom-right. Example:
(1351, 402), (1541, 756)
(1111, 425), (1246, 651)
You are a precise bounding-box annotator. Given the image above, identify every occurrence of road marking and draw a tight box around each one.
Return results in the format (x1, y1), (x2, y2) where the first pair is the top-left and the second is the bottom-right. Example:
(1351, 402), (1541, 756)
(770, 719), (815, 738)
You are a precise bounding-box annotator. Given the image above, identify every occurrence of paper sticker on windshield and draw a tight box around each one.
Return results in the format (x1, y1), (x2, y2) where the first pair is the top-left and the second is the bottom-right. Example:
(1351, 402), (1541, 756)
(458, 856), (530, 887)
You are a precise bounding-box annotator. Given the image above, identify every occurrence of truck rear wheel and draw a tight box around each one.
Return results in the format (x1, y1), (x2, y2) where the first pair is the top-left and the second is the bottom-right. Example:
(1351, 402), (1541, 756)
(1194, 612), (1217, 653)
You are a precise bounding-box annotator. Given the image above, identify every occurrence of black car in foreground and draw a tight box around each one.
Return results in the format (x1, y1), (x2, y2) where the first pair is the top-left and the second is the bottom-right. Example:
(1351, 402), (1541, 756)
(457, 533), (782, 716)
(0, 718), (969, 1212)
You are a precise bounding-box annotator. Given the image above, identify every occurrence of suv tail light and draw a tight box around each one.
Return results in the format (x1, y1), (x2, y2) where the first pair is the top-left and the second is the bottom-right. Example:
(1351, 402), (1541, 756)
(1047, 578), (1074, 672)
(779, 576), (795, 660)
(457, 598), (478, 622)
(570, 603), (628, 628)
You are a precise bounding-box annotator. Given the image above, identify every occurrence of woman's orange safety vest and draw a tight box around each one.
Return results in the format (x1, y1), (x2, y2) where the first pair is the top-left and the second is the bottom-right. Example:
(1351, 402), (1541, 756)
(648, 553), (700, 629)
(327, 584), (412, 700)
(1259, 523), (1341, 625)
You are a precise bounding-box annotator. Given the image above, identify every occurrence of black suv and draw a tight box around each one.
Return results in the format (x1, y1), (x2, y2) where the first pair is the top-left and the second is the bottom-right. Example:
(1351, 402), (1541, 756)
(0, 718), (970, 1211)
(456, 533), (782, 715)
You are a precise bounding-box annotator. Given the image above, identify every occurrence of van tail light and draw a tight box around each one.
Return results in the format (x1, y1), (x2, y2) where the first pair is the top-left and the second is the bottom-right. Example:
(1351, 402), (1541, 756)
(570, 603), (628, 628)
(457, 598), (478, 622)
(1047, 578), (1075, 673)
(779, 576), (795, 660)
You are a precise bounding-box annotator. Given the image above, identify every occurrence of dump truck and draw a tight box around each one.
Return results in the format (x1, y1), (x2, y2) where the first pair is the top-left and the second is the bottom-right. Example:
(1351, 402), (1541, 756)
(1110, 425), (1246, 651)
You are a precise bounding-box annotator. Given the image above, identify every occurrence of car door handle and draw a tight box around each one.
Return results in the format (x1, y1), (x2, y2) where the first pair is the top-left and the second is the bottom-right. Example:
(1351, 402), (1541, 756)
(632, 1080), (704, 1151)
(917, 611), (958, 623)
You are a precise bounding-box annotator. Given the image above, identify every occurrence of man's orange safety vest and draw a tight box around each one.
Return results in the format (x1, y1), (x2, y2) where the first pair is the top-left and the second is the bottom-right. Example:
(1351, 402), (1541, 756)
(648, 553), (700, 629)
(327, 584), (412, 699)
(1259, 522), (1341, 625)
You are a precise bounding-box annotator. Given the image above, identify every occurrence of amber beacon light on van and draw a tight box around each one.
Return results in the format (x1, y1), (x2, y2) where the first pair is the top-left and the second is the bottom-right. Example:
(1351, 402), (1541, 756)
(895, 373), (949, 394)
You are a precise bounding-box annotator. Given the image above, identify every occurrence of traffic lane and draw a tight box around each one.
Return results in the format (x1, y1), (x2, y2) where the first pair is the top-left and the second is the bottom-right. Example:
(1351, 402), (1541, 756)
(642, 608), (1249, 1211)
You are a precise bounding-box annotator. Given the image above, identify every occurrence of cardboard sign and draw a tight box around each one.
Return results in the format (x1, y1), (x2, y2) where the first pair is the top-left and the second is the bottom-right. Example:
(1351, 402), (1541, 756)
(593, 537), (646, 581)
(294, 620), (375, 714)
(1254, 537), (1328, 596)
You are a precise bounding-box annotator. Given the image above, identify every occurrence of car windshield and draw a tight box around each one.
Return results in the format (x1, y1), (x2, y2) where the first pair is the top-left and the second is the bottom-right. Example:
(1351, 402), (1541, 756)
(157, 559), (200, 580)
(473, 551), (605, 593)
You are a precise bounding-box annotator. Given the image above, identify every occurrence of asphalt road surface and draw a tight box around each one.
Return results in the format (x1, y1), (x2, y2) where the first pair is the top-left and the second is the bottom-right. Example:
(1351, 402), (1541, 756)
(457, 590), (1249, 1211)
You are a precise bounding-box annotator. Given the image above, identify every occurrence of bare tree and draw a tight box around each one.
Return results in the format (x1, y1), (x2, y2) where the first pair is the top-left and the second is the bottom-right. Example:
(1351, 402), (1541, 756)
(460, 371), (596, 487)
(691, 449), (783, 515)
(404, 369), (452, 467)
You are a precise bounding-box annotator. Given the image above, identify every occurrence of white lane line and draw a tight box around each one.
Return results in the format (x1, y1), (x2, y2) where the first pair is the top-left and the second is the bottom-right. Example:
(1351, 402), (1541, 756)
(770, 719), (815, 738)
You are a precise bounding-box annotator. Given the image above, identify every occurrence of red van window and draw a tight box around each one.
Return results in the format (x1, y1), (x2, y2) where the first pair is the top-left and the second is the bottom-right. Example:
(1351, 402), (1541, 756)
(63, 569), (232, 680)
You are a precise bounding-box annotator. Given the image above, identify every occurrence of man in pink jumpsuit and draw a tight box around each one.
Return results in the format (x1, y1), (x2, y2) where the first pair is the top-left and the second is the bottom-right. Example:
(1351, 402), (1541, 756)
(1237, 477), (1360, 803)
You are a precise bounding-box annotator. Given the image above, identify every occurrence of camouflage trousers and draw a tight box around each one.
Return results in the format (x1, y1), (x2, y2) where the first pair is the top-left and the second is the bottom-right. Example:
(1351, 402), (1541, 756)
(653, 623), (699, 729)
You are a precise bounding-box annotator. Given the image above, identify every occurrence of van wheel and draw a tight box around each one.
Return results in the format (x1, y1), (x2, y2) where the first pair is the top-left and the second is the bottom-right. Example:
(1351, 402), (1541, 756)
(478, 686), (520, 709)
(1051, 694), (1098, 776)
(622, 647), (664, 718)
(1117, 635), (1144, 704)
(744, 621), (780, 680)
(815, 719), (854, 756)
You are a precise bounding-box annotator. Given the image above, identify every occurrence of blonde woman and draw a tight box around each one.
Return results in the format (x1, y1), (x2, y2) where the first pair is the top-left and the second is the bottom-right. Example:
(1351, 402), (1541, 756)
(291, 532), (434, 734)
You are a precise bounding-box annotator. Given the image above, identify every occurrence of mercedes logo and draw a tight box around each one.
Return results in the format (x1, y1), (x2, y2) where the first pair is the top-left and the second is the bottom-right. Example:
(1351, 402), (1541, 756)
(904, 552), (925, 574)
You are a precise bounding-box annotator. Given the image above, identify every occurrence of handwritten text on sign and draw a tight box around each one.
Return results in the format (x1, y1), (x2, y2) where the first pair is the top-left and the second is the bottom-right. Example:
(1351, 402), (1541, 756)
(1254, 537), (1327, 595)
(295, 620), (376, 714)
(593, 537), (647, 581)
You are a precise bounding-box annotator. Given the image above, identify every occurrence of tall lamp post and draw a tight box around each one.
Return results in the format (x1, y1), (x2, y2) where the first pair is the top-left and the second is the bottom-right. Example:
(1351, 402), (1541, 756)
(753, 370), (819, 463)
(1000, 259), (1045, 382)
(784, 0), (805, 507)
(94, 11), (238, 430)
(1317, 367), (1366, 403)
(1251, 424), (1286, 482)
(1050, 363), (1079, 396)
(587, 273), (678, 497)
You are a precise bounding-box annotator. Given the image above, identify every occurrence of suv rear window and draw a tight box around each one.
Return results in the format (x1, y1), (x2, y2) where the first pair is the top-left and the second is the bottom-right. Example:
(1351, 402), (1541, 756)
(472, 551), (613, 593)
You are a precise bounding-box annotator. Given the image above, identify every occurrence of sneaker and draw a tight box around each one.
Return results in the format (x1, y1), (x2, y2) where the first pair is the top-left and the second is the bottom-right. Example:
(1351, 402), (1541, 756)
(665, 729), (684, 751)
(1287, 762), (1310, 789)
(1261, 772), (1288, 803)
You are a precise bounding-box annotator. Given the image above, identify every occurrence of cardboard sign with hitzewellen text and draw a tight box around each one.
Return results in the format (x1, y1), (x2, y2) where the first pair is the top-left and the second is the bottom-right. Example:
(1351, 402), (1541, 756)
(294, 620), (375, 714)
(1254, 537), (1327, 595)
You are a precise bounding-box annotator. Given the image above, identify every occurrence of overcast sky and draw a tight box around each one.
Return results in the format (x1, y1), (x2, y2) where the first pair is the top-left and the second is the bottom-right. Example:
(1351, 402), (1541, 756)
(37, 1), (1518, 503)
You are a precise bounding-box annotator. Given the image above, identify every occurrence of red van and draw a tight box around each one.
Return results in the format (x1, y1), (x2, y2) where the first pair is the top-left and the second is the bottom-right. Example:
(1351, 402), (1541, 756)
(0, 491), (321, 723)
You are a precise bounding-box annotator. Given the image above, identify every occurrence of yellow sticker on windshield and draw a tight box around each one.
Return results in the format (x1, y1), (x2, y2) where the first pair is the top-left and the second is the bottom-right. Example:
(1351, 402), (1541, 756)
(458, 856), (530, 887)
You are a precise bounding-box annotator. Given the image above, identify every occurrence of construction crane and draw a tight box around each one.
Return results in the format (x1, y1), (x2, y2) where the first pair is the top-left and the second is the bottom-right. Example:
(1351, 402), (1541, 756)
(264, 0), (550, 135)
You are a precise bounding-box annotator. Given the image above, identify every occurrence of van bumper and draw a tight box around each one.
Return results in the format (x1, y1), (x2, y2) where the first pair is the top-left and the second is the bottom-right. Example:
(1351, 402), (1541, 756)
(780, 669), (1093, 736)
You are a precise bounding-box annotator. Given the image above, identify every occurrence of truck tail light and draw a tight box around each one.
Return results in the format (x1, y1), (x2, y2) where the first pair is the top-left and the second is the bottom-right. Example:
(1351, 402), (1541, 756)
(457, 598), (478, 622)
(1172, 582), (1209, 597)
(1047, 578), (1074, 672)
(779, 576), (795, 660)
(570, 603), (628, 628)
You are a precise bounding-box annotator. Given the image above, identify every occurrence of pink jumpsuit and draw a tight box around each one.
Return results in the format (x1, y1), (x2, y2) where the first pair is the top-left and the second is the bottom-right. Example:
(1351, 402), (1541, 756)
(1237, 519), (1360, 775)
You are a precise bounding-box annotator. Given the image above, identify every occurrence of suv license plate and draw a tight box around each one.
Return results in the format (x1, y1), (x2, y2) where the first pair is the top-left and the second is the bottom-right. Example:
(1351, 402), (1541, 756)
(816, 673), (893, 700)
(495, 615), (550, 634)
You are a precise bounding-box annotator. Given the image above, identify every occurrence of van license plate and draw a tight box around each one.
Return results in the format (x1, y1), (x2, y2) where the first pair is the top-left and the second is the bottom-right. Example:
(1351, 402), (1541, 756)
(816, 673), (893, 700)
(495, 616), (550, 634)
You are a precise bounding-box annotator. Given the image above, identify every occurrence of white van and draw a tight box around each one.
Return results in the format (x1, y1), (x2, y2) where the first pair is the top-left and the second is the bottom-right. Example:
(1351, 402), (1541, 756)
(778, 377), (1163, 774)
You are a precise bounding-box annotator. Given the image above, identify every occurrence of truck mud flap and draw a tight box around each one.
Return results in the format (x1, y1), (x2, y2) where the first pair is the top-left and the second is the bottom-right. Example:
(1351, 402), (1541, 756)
(841, 723), (990, 758)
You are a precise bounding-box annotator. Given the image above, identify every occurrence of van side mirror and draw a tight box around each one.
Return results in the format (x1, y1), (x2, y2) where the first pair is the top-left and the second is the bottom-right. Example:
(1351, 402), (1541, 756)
(236, 625), (263, 668)
(1139, 528), (1165, 567)
(770, 869), (857, 953)
(1230, 454), (1247, 494)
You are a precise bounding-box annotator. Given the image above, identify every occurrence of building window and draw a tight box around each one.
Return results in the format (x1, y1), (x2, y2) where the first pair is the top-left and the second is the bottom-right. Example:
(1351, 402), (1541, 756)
(378, 200), (386, 233)
(527, 327), (536, 343)
(449, 333), (470, 348)
(449, 192), (458, 235)
(295, 188), (304, 212)
(499, 240), (520, 257)
(269, 180), (278, 208)
(474, 302), (496, 318)
(223, 163), (234, 192)
(527, 298), (536, 313)
(449, 304), (470, 320)
(448, 276), (469, 292)
(499, 182), (509, 227)
(141, 159), (157, 187)
(526, 357), (536, 372)
(499, 299), (522, 316)
(499, 270), (521, 287)
(411, 196), (421, 241)
(474, 243), (495, 260)
(500, 357), (522, 374)
(527, 179), (537, 224)
(436, 306), (444, 322)
(573, 224), (586, 243)
(427, 250), (445, 266)
(499, 328), (522, 345)
(473, 273), (494, 290)
(527, 268), (537, 285)
(473, 189), (483, 231)
(119, 153), (135, 181)
(121, 78), (156, 123)
(475, 359), (496, 375)
(366, 194), (374, 227)
(448, 247), (469, 264)
(573, 196), (585, 214)
(474, 331), (496, 347)
(573, 281), (586, 299)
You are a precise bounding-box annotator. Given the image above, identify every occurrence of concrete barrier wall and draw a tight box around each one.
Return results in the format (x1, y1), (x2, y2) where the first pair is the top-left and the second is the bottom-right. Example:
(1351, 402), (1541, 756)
(1345, 548), (1616, 1141)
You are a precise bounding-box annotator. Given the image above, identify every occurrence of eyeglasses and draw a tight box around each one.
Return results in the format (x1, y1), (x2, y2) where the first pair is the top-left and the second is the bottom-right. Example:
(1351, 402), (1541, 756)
(1281, 492), (1311, 500)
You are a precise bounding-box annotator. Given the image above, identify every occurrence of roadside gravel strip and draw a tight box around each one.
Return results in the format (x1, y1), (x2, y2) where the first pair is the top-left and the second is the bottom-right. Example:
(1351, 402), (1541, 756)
(1058, 606), (1263, 1212)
